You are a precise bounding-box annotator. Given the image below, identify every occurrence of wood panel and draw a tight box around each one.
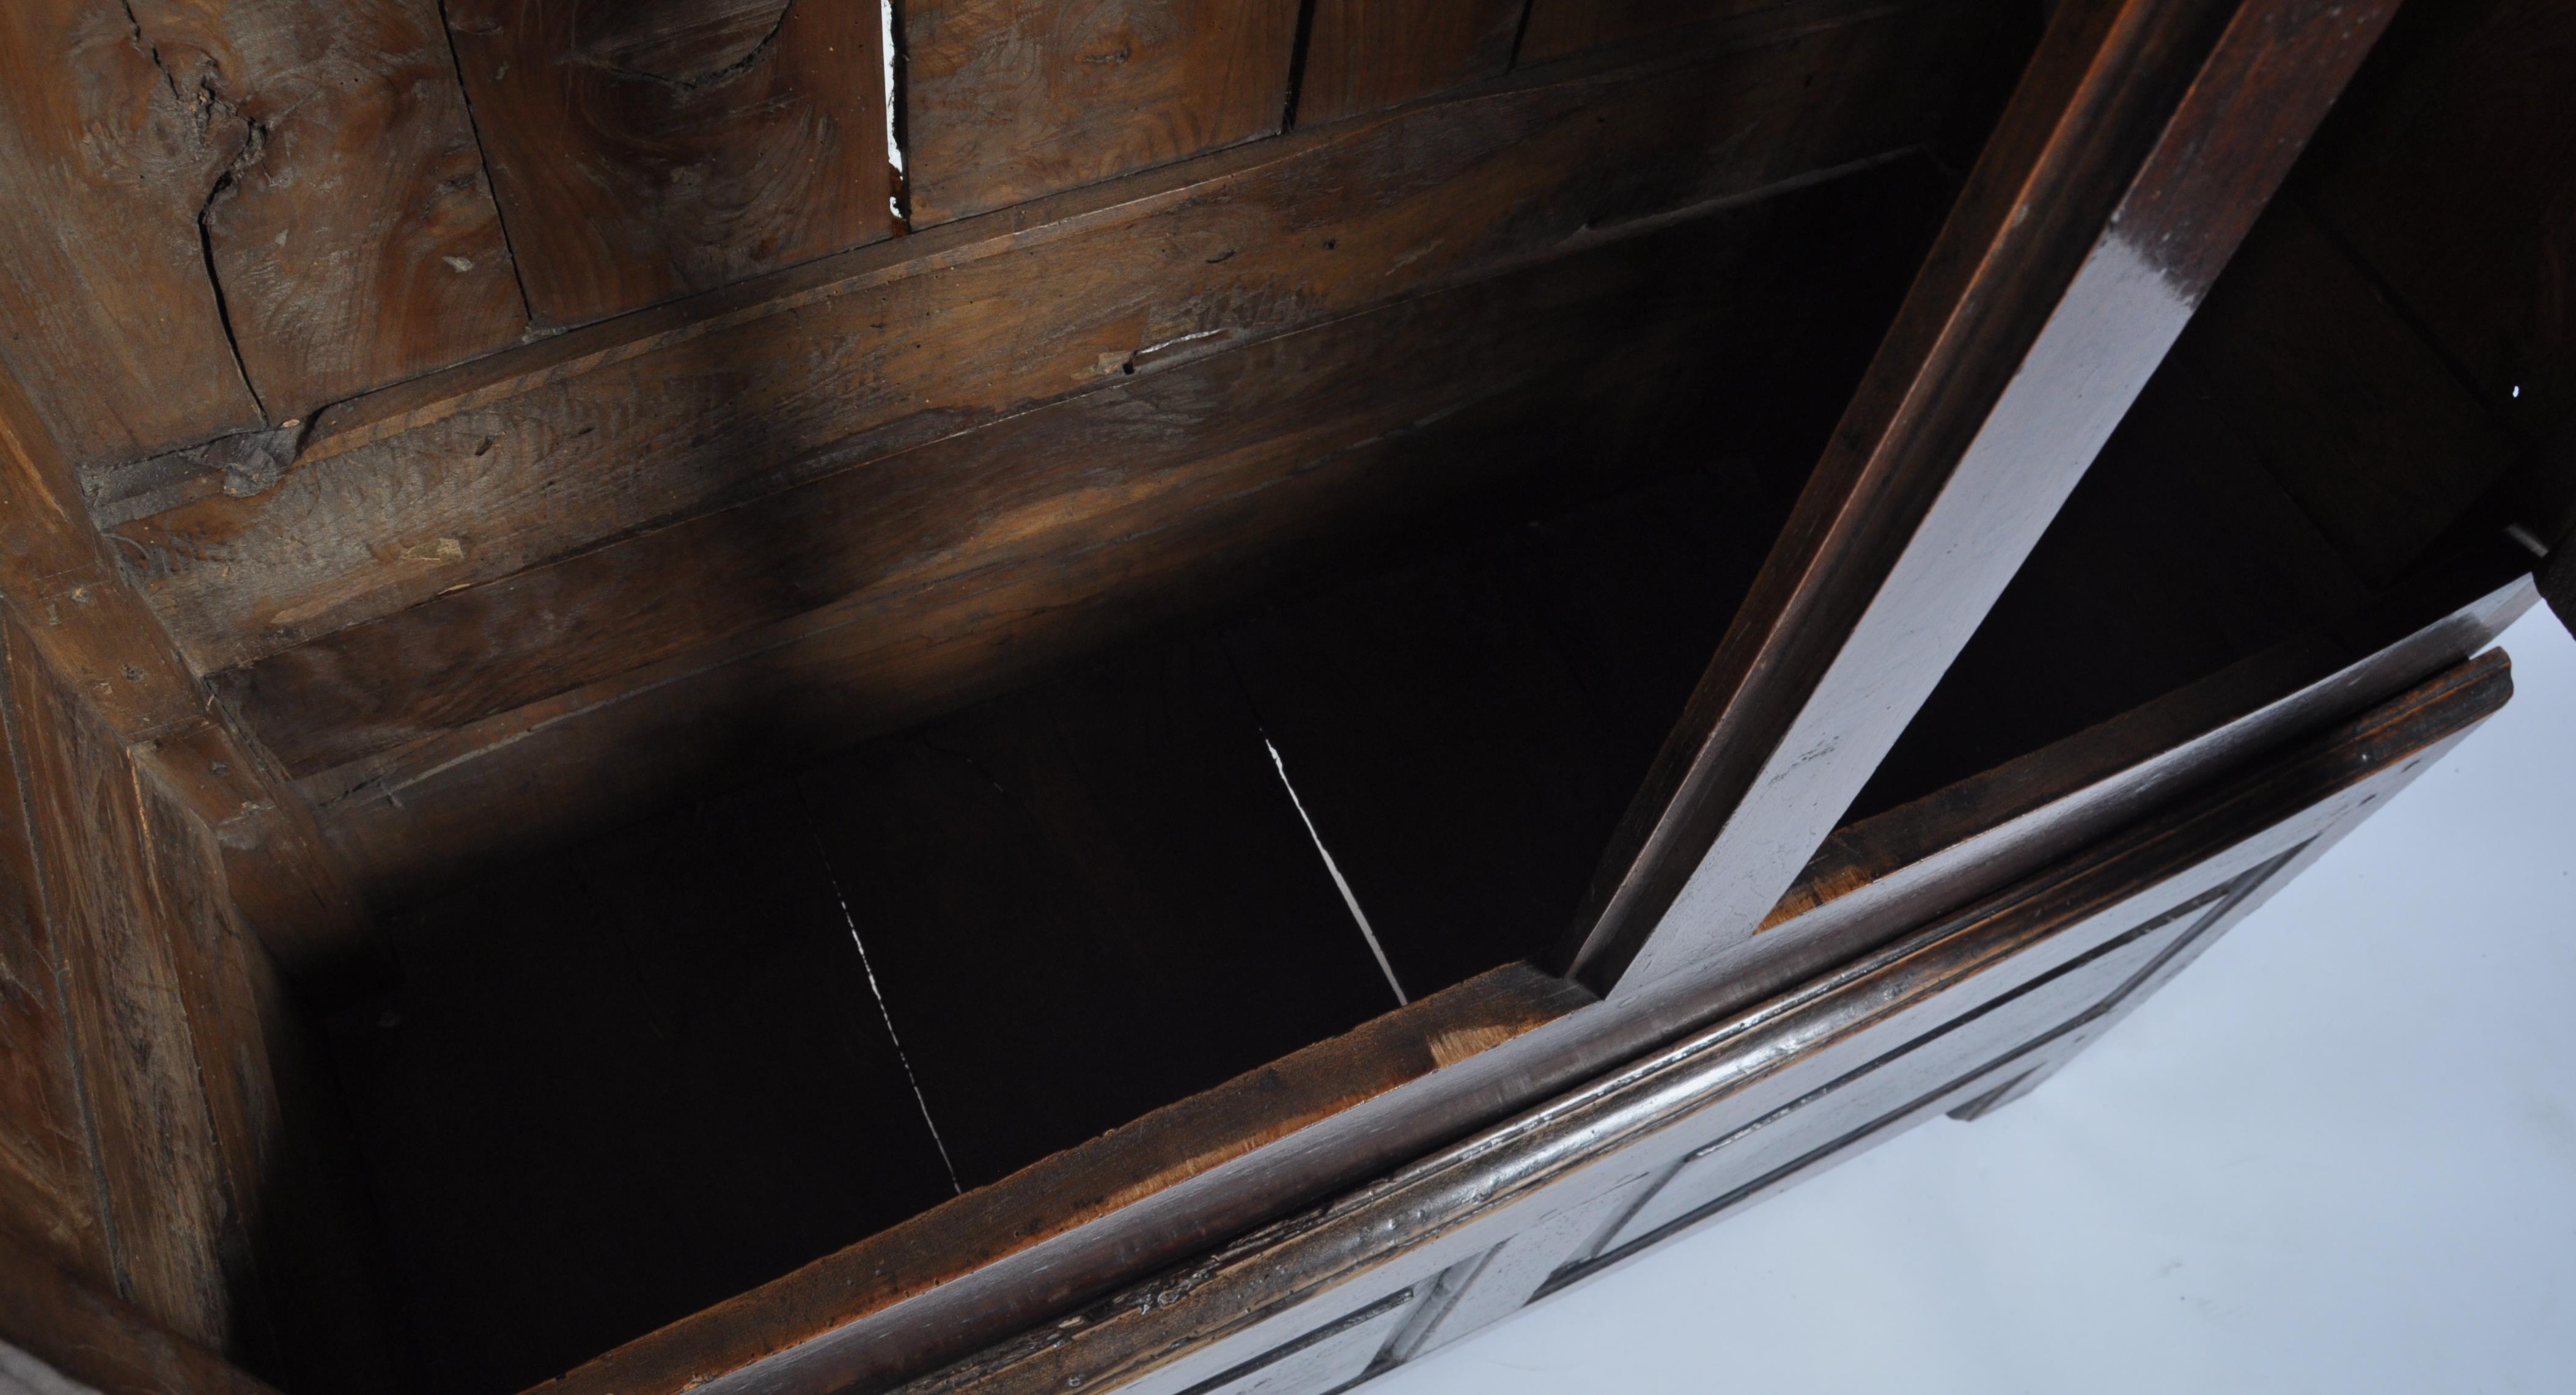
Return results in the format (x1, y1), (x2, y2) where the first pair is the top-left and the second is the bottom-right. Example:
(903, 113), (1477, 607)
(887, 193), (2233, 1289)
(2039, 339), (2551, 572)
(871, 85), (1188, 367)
(283, 152), (1973, 915)
(446, 0), (894, 327)
(0, 0), (263, 467)
(1295, 0), (1525, 125)
(0, 391), (396, 1386)
(1517, 0), (1773, 64)
(902, 0), (1300, 225)
(210, 199), (1753, 781)
(1224, 467), (1775, 1001)
(1592, 861), (2269, 1257)
(1560, 0), (2403, 998)
(0, 635), (114, 1301)
(2179, 203), (2522, 589)
(1220, 161), (1949, 1002)
(2297, 0), (2576, 444)
(122, 0), (527, 422)
(108, 0), (2011, 685)
(856, 655), (2506, 1395)
(2, 616), (234, 1352)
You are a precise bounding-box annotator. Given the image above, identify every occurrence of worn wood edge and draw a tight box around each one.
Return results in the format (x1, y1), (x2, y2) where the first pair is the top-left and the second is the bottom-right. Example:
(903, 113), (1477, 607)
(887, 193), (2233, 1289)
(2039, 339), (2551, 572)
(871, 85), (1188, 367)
(0, 367), (380, 988)
(531, 965), (1591, 1395)
(0, 1226), (281, 1395)
(1760, 543), (2536, 936)
(1559, 0), (2401, 995)
(900, 653), (2511, 1395)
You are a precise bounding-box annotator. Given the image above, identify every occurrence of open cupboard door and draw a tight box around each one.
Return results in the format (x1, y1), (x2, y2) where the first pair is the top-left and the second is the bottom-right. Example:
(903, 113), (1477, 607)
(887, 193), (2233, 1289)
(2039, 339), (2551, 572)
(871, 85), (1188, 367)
(1557, 0), (2401, 1001)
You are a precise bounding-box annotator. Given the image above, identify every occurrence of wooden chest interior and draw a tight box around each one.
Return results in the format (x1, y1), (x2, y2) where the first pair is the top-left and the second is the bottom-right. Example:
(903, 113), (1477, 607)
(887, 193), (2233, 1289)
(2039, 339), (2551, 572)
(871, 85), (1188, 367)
(1, 1), (2569, 1393)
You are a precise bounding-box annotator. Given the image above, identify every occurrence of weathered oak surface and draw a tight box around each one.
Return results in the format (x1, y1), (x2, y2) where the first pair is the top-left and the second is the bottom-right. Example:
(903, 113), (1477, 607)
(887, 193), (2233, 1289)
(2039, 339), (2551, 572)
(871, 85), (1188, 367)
(447, 0), (894, 326)
(902, 0), (1300, 224)
(114, 0), (2000, 682)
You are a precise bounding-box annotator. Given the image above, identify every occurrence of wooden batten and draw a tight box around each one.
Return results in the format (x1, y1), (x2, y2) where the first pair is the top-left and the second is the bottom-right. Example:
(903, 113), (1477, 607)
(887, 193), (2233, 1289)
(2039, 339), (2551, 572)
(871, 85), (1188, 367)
(1561, 0), (2405, 998)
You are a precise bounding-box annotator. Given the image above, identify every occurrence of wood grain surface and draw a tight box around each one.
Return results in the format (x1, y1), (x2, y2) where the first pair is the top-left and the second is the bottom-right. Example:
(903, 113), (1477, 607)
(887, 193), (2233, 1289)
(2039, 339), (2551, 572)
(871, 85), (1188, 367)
(128, 0), (527, 421)
(0, 0), (265, 467)
(902, 0), (1300, 224)
(110, 0), (2001, 685)
(447, 0), (895, 326)
(1295, 0), (1525, 125)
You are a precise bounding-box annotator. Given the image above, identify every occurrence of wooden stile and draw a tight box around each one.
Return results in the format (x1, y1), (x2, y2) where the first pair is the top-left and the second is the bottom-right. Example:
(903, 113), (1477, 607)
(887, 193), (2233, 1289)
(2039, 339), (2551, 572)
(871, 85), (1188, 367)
(0, 1), (2563, 1391)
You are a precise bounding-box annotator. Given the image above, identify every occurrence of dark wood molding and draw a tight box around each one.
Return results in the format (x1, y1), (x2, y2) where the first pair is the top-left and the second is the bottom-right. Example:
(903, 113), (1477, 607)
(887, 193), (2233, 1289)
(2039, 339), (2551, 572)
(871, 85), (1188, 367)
(1559, 0), (2404, 998)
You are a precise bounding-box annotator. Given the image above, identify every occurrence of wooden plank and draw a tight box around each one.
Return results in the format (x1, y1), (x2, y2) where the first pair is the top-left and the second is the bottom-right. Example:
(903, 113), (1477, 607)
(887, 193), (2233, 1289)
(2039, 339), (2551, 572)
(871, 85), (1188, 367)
(1294, 0), (1525, 125)
(1559, 0), (2404, 998)
(108, 0), (2014, 683)
(0, 1228), (280, 1395)
(207, 200), (1747, 779)
(0, 636), (115, 1302)
(2297, 0), (2576, 445)
(446, 0), (894, 327)
(874, 654), (2508, 1395)
(902, 0), (1300, 225)
(1594, 862), (2267, 1256)
(1517, 0), (1775, 64)
(120, 0), (526, 422)
(280, 160), (1957, 913)
(0, 0), (263, 468)
(2, 616), (233, 1352)
(2179, 203), (2522, 589)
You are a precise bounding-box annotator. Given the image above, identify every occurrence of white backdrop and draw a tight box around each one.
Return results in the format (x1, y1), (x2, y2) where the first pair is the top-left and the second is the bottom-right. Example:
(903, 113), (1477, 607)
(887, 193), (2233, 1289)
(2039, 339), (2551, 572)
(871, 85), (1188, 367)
(1378, 605), (2576, 1394)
